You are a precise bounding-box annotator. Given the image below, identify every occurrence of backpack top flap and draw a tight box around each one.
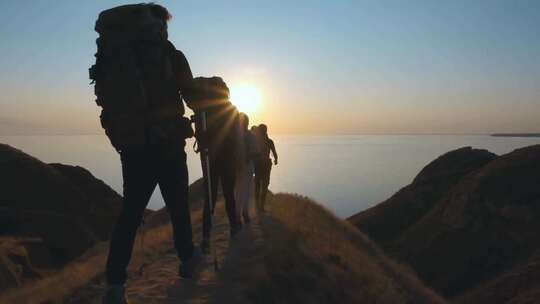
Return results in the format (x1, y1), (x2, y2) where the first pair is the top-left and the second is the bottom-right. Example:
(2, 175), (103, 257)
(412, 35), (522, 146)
(184, 77), (230, 110)
(95, 4), (167, 40)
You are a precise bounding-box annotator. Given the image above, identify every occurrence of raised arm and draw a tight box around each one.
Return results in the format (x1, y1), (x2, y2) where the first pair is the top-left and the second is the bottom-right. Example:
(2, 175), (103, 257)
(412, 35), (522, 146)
(269, 139), (278, 165)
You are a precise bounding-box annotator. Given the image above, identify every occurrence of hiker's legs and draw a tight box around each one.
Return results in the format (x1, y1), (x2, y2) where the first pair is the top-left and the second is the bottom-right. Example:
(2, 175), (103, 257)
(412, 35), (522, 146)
(220, 160), (238, 229)
(203, 159), (220, 239)
(254, 163), (262, 210)
(254, 177), (261, 206)
(157, 150), (193, 262)
(106, 148), (157, 285)
(237, 164), (254, 221)
(235, 167), (245, 221)
(210, 160), (220, 212)
(261, 163), (272, 209)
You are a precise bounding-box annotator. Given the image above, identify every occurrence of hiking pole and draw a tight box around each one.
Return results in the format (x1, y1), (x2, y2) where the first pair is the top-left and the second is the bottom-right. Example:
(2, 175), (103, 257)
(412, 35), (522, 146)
(192, 110), (219, 272)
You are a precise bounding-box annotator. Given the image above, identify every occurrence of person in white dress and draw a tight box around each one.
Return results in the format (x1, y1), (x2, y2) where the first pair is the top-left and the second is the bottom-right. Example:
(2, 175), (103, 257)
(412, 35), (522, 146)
(235, 113), (260, 225)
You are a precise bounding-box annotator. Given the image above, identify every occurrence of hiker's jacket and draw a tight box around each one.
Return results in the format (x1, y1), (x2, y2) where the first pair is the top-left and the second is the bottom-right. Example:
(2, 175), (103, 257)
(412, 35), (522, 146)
(244, 130), (261, 163)
(144, 41), (195, 146)
(258, 137), (276, 164)
(205, 102), (241, 161)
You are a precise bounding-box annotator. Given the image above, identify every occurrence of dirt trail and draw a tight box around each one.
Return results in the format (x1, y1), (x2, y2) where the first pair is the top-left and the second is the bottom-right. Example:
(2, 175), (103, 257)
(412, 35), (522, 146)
(68, 201), (266, 304)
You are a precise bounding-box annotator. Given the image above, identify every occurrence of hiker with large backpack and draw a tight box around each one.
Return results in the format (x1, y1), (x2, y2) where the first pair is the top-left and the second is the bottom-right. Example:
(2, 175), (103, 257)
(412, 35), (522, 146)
(188, 77), (242, 254)
(254, 124), (278, 211)
(235, 113), (260, 225)
(89, 4), (201, 304)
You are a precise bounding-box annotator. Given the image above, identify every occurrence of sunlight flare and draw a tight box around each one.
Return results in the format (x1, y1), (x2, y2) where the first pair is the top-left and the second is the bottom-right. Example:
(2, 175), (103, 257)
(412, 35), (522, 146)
(230, 83), (262, 116)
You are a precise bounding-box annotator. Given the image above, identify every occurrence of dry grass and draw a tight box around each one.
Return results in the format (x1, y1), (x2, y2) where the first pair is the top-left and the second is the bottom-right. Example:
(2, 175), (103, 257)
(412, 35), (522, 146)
(0, 211), (202, 304)
(2, 192), (446, 304)
(257, 193), (446, 304)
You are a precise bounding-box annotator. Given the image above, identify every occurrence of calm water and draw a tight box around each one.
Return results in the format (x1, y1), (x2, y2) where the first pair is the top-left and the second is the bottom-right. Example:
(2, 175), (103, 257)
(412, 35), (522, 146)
(1, 135), (539, 218)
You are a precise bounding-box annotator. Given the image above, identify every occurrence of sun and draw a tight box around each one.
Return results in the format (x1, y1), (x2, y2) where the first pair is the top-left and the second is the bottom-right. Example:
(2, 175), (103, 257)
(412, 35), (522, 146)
(230, 83), (262, 116)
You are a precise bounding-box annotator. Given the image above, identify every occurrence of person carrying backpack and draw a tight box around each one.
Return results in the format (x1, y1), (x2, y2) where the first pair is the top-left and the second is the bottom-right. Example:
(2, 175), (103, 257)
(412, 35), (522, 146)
(254, 124), (278, 211)
(190, 77), (242, 254)
(235, 113), (260, 225)
(90, 4), (201, 304)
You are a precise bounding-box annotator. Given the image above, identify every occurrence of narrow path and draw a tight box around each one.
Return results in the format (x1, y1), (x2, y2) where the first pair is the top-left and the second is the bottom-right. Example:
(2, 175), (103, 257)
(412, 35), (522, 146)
(68, 201), (265, 304)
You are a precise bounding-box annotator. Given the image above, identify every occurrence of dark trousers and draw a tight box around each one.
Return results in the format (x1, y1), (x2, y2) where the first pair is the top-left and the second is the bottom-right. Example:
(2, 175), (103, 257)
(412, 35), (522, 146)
(202, 154), (237, 239)
(255, 159), (272, 210)
(106, 144), (193, 285)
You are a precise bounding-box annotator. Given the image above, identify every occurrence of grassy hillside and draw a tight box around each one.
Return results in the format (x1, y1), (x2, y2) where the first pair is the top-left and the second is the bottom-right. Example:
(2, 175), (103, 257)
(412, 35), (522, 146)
(250, 193), (445, 304)
(2, 192), (448, 304)
(348, 147), (496, 245)
(0, 215), (183, 304)
(457, 251), (540, 304)
(0, 143), (464, 303)
(0, 144), (126, 248)
(0, 144), (128, 293)
(349, 145), (540, 300)
(0, 183), (207, 304)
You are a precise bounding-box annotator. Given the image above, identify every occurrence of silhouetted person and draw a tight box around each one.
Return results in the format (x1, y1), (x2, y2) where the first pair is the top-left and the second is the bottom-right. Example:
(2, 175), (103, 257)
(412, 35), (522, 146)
(200, 82), (241, 253)
(91, 4), (200, 304)
(254, 124), (278, 211)
(235, 113), (260, 225)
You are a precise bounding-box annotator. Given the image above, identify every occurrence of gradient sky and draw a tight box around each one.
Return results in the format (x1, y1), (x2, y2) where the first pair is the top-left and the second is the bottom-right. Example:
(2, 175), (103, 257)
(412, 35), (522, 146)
(1, 0), (539, 135)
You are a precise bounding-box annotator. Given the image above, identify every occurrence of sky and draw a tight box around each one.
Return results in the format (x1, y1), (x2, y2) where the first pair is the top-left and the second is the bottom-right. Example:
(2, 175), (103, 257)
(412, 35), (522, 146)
(0, 0), (539, 135)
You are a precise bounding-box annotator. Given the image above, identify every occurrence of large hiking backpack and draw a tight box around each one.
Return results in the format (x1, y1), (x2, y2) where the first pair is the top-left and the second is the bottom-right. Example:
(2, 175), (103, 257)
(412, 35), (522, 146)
(206, 102), (241, 159)
(184, 76), (230, 109)
(187, 77), (240, 159)
(89, 4), (180, 152)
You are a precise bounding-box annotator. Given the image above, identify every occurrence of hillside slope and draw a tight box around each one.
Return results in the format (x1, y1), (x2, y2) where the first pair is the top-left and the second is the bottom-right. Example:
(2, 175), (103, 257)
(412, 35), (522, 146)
(457, 251), (540, 304)
(0, 144), (126, 292)
(349, 147), (496, 245)
(1, 178), (205, 304)
(51, 193), (446, 304)
(258, 193), (446, 304)
(349, 145), (540, 299)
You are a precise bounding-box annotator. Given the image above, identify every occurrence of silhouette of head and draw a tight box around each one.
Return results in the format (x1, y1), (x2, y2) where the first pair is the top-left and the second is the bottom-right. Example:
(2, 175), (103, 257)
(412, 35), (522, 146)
(259, 124), (268, 136)
(240, 112), (249, 130)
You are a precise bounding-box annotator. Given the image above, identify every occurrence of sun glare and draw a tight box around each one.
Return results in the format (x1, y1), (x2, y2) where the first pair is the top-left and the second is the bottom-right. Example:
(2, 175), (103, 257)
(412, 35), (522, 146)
(230, 84), (262, 116)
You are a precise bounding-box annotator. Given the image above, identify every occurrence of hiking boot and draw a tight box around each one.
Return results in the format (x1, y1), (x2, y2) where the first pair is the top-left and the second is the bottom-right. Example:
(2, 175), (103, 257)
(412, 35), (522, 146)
(178, 247), (202, 279)
(200, 237), (210, 254)
(102, 285), (129, 304)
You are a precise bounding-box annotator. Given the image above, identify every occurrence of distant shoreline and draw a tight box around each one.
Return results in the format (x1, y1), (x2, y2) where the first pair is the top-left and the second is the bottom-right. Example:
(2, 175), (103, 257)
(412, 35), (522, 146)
(491, 133), (540, 138)
(2, 133), (540, 138)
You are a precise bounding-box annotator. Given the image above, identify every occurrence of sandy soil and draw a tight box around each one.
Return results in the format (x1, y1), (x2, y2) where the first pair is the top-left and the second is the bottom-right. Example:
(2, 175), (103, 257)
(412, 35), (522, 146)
(67, 201), (266, 304)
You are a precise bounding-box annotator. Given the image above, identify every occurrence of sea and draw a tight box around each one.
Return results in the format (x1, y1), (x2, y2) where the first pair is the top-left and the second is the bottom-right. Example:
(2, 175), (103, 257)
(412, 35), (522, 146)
(1, 135), (539, 218)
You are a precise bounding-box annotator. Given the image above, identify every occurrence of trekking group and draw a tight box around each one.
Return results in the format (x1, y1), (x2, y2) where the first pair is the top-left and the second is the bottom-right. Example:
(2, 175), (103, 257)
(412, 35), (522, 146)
(89, 4), (278, 303)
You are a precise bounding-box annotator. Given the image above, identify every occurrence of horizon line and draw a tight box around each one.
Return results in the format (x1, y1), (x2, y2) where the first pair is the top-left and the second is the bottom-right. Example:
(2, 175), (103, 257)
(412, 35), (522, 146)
(2, 132), (539, 137)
